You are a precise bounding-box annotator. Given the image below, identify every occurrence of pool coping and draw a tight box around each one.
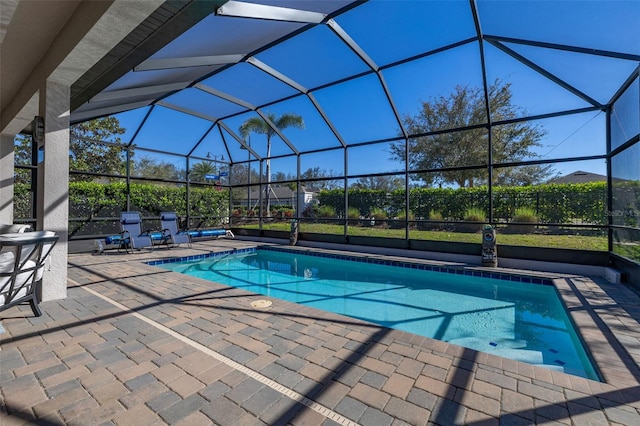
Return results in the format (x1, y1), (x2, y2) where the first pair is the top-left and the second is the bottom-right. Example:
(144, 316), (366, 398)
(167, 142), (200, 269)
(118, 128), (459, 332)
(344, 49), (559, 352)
(146, 243), (640, 387)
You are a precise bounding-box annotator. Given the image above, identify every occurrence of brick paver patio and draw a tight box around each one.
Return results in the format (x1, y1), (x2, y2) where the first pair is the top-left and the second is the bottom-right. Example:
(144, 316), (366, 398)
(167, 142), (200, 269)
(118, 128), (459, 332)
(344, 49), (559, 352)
(2, 238), (640, 425)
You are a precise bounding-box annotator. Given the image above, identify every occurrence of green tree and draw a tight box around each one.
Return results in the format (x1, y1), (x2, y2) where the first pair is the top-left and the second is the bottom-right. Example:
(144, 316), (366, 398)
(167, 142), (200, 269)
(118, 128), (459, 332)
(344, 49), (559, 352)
(131, 156), (184, 182)
(352, 176), (404, 192)
(496, 164), (558, 186)
(300, 166), (341, 190)
(70, 117), (128, 181)
(392, 80), (549, 187)
(13, 117), (128, 184)
(272, 171), (293, 182)
(229, 163), (260, 186)
(13, 134), (33, 184)
(239, 112), (304, 216)
(189, 160), (219, 183)
(13, 134), (32, 165)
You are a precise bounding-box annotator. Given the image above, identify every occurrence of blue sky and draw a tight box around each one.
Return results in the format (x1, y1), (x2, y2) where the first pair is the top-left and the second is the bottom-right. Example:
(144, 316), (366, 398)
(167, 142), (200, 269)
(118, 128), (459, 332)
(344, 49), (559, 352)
(105, 0), (639, 184)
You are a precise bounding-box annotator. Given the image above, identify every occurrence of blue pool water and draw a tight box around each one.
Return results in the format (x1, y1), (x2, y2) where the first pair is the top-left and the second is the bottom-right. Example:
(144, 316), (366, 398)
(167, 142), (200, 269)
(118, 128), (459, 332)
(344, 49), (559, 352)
(157, 247), (600, 380)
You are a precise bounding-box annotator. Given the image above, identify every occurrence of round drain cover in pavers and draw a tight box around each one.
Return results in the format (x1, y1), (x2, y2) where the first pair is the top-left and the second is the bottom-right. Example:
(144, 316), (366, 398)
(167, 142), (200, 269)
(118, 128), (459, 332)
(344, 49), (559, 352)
(251, 299), (272, 309)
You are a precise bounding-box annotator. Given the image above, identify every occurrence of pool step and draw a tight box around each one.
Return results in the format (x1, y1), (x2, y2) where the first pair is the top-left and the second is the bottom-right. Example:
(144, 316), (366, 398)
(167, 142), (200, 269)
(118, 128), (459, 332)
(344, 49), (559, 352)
(491, 348), (543, 364)
(448, 337), (544, 364)
(448, 338), (567, 372)
(534, 364), (565, 372)
(448, 337), (527, 350)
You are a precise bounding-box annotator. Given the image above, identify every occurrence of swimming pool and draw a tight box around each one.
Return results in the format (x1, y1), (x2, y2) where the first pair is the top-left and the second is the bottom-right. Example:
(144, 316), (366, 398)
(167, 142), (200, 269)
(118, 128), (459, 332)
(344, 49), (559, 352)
(155, 246), (600, 380)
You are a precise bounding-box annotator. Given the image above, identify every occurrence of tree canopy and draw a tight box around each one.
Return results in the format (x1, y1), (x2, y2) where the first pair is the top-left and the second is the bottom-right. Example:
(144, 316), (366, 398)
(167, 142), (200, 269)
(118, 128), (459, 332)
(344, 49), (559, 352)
(13, 117), (128, 183)
(391, 80), (551, 188)
(351, 175), (404, 192)
(12, 134), (34, 184)
(190, 161), (219, 183)
(239, 112), (304, 215)
(300, 167), (341, 190)
(70, 117), (128, 181)
(131, 156), (184, 182)
(239, 112), (305, 145)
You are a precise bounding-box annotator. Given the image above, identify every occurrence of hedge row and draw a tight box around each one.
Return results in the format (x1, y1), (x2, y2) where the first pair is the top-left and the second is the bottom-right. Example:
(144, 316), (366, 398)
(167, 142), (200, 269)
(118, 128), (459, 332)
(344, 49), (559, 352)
(14, 182), (229, 236)
(318, 182), (613, 225)
(12, 180), (640, 230)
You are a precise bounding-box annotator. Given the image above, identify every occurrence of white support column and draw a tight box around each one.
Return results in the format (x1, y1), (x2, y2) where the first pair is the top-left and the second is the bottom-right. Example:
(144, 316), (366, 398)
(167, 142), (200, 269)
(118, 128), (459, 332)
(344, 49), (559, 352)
(0, 133), (16, 224)
(37, 80), (69, 302)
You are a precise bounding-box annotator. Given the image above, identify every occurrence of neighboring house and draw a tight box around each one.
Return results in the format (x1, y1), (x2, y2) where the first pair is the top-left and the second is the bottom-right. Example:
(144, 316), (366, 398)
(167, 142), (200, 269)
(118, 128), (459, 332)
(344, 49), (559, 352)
(238, 185), (317, 210)
(548, 170), (627, 184)
(549, 171), (606, 184)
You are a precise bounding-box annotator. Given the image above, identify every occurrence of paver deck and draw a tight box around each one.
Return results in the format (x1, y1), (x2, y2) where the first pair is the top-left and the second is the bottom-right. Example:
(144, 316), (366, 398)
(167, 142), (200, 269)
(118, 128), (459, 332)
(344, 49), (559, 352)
(2, 238), (640, 425)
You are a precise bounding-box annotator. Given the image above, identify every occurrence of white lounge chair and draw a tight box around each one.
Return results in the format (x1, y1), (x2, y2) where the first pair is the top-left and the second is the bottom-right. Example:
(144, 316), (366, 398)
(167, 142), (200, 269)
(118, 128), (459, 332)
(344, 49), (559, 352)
(0, 231), (58, 317)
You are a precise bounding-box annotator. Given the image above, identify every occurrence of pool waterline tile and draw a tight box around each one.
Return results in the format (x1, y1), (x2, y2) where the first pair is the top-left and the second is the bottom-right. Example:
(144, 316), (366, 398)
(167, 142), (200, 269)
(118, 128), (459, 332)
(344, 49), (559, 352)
(147, 245), (554, 287)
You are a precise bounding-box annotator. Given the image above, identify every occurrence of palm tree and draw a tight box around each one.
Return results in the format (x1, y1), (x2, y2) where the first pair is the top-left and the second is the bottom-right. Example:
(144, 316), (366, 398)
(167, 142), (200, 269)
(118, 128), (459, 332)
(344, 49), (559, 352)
(189, 160), (218, 183)
(239, 112), (304, 217)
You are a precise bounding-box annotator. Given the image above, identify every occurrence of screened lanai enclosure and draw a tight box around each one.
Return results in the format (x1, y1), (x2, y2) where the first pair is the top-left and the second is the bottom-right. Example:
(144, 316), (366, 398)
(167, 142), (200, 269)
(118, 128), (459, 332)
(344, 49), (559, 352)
(13, 1), (640, 278)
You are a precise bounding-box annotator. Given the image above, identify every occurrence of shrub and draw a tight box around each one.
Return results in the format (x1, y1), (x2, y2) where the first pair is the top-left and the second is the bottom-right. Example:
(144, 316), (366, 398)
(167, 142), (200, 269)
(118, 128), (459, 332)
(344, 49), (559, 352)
(506, 207), (538, 234)
(463, 208), (486, 222)
(461, 207), (486, 233)
(388, 210), (414, 228)
(347, 206), (360, 225)
(302, 205), (316, 217)
(420, 210), (444, 230)
(347, 207), (360, 219)
(348, 189), (389, 217)
(428, 210), (443, 221)
(317, 205), (336, 218)
(319, 182), (609, 226)
(367, 207), (388, 227)
(369, 207), (388, 220)
(270, 207), (294, 219)
(396, 210), (415, 221)
(513, 207), (538, 223)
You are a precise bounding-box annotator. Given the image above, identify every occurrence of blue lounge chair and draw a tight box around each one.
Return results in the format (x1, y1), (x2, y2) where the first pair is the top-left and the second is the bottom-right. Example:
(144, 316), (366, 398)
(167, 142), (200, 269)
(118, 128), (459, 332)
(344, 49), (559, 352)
(160, 212), (191, 248)
(119, 212), (154, 253)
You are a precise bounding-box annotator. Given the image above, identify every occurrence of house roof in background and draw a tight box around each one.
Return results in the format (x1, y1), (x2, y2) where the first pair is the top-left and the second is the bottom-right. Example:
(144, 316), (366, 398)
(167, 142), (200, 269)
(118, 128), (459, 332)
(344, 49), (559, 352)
(549, 170), (606, 184)
(549, 170), (629, 184)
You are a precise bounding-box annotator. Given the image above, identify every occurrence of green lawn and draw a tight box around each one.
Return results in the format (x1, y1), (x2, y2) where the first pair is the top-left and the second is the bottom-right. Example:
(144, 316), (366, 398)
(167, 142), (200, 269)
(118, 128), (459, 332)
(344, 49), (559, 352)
(234, 222), (607, 251)
(613, 243), (640, 262)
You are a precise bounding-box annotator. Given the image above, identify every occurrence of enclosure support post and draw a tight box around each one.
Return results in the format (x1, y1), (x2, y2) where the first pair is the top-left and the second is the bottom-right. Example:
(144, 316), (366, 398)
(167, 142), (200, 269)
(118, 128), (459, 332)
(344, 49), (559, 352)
(0, 133), (16, 224)
(36, 79), (69, 302)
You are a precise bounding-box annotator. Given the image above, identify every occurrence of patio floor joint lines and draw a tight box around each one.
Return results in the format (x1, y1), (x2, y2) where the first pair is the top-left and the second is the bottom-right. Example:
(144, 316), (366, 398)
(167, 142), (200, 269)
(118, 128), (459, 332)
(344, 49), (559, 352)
(75, 279), (361, 426)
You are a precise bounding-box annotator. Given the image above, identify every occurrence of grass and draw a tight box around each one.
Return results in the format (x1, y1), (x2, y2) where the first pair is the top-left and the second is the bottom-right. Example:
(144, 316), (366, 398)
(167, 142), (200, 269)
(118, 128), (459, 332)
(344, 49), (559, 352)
(612, 243), (640, 262)
(234, 222), (607, 251)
